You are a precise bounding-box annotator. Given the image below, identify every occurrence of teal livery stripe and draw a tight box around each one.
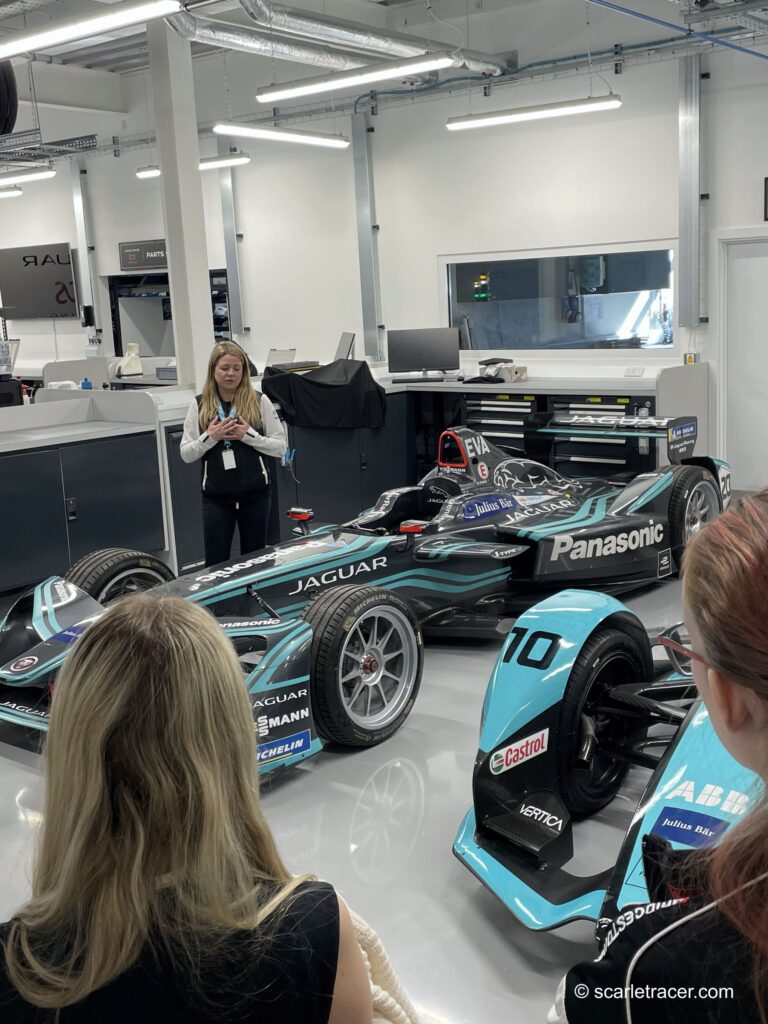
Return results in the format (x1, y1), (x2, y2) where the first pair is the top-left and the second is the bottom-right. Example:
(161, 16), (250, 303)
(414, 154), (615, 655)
(540, 428), (667, 439)
(247, 673), (310, 694)
(518, 494), (616, 540)
(0, 650), (67, 685)
(274, 565), (512, 616)
(32, 578), (62, 642)
(194, 534), (384, 601)
(0, 705), (49, 731)
(627, 471), (674, 512)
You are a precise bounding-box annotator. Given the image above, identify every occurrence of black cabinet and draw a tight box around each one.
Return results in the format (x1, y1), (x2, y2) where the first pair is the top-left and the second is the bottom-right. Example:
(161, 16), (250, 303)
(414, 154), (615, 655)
(287, 393), (415, 523)
(61, 435), (164, 563)
(1, 450), (71, 589)
(0, 431), (164, 593)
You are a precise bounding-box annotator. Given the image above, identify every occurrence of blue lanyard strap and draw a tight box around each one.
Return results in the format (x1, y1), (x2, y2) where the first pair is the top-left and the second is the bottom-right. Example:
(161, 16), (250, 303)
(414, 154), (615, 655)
(218, 400), (237, 448)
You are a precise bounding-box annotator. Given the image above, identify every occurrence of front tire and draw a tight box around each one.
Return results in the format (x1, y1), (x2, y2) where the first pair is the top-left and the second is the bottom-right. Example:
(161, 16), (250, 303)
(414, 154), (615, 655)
(65, 547), (175, 603)
(668, 465), (721, 569)
(301, 585), (423, 746)
(557, 628), (647, 818)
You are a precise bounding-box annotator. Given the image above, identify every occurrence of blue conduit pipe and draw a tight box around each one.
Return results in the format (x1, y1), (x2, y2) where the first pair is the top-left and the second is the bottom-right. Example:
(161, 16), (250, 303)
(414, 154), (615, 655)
(585, 0), (768, 61)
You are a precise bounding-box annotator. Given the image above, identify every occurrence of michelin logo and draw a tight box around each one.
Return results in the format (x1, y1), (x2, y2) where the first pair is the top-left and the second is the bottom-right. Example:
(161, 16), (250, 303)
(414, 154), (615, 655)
(550, 522), (664, 561)
(257, 729), (311, 764)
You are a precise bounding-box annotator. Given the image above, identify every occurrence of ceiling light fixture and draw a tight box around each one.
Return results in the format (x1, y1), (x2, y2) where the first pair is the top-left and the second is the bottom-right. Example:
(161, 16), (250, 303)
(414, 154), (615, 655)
(0, 166), (56, 186)
(213, 122), (350, 150)
(136, 164), (161, 179)
(199, 151), (252, 171)
(255, 51), (456, 104)
(0, 0), (183, 61)
(0, 186), (23, 198)
(446, 94), (622, 131)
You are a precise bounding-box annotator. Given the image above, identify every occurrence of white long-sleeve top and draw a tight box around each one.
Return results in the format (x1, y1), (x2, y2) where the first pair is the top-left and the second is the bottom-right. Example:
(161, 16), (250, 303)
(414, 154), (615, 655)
(179, 391), (287, 465)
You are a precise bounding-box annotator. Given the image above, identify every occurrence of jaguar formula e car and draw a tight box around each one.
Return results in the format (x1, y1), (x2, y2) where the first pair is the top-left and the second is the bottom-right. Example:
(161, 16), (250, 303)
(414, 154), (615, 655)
(0, 414), (728, 769)
(453, 588), (760, 933)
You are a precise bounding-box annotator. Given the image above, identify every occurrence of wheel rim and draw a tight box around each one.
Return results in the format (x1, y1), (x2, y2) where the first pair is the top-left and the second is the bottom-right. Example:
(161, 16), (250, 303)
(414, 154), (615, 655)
(684, 480), (720, 541)
(97, 567), (168, 603)
(576, 653), (640, 797)
(338, 606), (418, 730)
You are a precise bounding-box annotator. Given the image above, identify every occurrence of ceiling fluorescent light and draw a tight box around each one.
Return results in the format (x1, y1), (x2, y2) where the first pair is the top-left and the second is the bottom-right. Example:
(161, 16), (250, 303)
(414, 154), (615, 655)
(136, 164), (161, 179)
(255, 51), (456, 104)
(199, 152), (252, 171)
(0, 167), (56, 186)
(446, 94), (623, 131)
(0, 186), (23, 198)
(213, 122), (350, 150)
(0, 0), (182, 60)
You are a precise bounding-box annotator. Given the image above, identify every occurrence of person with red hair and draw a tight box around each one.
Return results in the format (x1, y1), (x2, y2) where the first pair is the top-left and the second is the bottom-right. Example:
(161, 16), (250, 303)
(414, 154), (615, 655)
(550, 489), (768, 1024)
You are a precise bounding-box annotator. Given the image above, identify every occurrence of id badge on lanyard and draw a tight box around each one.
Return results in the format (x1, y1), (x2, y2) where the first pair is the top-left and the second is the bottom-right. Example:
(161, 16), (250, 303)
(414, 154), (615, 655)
(219, 400), (237, 471)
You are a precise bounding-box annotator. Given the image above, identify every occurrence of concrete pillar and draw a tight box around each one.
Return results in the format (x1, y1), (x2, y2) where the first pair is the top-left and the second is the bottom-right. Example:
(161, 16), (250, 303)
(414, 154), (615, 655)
(148, 21), (214, 389)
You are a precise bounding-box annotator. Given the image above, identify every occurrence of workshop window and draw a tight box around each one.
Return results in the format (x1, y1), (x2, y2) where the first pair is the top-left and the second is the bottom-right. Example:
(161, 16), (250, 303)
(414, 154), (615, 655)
(448, 249), (673, 351)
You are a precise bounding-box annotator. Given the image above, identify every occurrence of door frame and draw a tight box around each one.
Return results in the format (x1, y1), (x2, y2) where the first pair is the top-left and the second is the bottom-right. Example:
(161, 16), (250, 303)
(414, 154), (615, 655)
(713, 226), (768, 461)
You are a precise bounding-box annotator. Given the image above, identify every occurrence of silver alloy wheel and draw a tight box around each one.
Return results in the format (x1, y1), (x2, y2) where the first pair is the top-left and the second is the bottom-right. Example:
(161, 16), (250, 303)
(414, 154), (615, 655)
(337, 606), (419, 730)
(96, 567), (169, 603)
(683, 480), (720, 541)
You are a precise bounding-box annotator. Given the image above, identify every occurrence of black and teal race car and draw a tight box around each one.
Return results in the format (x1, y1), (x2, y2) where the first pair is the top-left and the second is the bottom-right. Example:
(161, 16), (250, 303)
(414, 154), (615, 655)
(0, 415), (730, 773)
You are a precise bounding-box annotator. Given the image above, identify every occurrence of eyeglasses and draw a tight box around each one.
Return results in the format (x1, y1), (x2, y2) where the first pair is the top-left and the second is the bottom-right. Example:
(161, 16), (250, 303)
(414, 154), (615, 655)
(657, 623), (713, 676)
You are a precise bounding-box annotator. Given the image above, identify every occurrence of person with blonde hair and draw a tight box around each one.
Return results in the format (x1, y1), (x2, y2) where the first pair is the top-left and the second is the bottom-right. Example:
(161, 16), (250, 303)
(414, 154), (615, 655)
(0, 595), (372, 1023)
(181, 341), (287, 566)
(550, 489), (768, 1023)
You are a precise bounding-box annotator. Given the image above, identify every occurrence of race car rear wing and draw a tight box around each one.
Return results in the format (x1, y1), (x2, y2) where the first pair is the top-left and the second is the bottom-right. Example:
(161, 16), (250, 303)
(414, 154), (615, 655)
(524, 412), (697, 466)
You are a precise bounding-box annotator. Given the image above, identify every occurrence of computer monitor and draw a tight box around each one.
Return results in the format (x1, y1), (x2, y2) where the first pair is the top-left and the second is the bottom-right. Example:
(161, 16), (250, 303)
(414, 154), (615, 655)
(387, 327), (460, 375)
(334, 332), (356, 360)
(265, 347), (296, 367)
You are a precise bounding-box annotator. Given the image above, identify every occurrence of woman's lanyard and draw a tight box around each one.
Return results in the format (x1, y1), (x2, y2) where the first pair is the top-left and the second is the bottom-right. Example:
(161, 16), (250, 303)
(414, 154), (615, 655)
(218, 400), (237, 450)
(218, 400), (237, 470)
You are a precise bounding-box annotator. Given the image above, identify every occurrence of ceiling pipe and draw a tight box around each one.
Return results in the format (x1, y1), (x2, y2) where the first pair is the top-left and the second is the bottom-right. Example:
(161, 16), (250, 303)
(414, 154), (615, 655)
(237, 0), (505, 76)
(169, 11), (365, 69)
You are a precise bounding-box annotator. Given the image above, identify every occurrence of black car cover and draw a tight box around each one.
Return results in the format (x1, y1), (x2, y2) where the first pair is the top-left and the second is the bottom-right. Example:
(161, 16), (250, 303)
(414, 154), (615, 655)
(0, 62), (18, 136)
(262, 358), (386, 429)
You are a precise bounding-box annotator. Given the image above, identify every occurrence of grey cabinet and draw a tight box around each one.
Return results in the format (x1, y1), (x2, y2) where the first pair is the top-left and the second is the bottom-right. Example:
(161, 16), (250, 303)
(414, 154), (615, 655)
(0, 431), (164, 593)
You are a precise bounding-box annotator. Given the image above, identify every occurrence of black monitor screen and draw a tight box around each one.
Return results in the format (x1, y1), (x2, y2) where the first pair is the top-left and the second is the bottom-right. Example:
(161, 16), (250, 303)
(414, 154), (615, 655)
(387, 327), (460, 373)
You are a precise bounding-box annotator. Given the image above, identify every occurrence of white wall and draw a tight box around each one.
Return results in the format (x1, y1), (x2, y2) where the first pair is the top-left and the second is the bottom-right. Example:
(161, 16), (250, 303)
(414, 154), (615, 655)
(117, 296), (175, 357)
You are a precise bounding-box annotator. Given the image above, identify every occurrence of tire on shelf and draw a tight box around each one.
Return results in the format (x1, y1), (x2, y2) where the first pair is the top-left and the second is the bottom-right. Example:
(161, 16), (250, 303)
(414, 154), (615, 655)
(65, 547), (175, 604)
(667, 464), (722, 570)
(301, 584), (423, 747)
(557, 627), (648, 818)
(0, 62), (18, 137)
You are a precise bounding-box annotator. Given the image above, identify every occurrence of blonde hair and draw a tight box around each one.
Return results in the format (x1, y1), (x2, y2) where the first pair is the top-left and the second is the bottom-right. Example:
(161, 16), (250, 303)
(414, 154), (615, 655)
(199, 342), (262, 432)
(683, 489), (768, 1023)
(5, 595), (306, 1009)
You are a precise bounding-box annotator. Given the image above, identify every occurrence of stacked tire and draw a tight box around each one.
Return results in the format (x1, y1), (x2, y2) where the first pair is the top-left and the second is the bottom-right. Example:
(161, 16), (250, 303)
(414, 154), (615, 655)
(0, 62), (17, 137)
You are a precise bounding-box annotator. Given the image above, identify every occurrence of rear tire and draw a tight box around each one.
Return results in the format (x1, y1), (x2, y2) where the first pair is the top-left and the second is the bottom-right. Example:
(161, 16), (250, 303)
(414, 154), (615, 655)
(557, 628), (647, 818)
(301, 585), (423, 746)
(668, 465), (721, 569)
(65, 548), (175, 603)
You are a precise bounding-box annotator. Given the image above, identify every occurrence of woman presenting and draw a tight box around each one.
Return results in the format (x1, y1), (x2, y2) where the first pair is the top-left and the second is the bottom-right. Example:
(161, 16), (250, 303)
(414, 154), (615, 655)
(181, 342), (287, 566)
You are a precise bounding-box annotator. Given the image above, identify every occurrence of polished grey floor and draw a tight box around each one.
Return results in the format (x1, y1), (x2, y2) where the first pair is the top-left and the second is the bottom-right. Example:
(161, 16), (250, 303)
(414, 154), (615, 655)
(0, 581), (683, 1022)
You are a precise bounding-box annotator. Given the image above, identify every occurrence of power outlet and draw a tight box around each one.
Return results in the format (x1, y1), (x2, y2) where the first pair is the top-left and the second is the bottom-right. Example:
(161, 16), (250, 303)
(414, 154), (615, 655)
(624, 367), (645, 378)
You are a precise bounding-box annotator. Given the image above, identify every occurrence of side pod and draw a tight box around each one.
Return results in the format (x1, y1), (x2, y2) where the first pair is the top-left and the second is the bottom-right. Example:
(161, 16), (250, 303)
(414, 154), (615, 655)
(453, 588), (649, 930)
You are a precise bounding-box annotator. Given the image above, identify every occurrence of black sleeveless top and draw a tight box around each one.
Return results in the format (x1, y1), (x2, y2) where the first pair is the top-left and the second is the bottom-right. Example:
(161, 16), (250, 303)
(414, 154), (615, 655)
(0, 882), (339, 1023)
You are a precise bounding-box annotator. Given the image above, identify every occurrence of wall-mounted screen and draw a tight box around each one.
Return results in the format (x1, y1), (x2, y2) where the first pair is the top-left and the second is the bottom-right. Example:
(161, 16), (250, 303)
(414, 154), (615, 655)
(0, 243), (78, 319)
(447, 249), (673, 350)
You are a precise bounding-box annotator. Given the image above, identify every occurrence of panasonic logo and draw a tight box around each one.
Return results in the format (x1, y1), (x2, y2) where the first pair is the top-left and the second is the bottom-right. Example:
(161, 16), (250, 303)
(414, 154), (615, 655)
(550, 522), (664, 561)
(519, 804), (564, 832)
